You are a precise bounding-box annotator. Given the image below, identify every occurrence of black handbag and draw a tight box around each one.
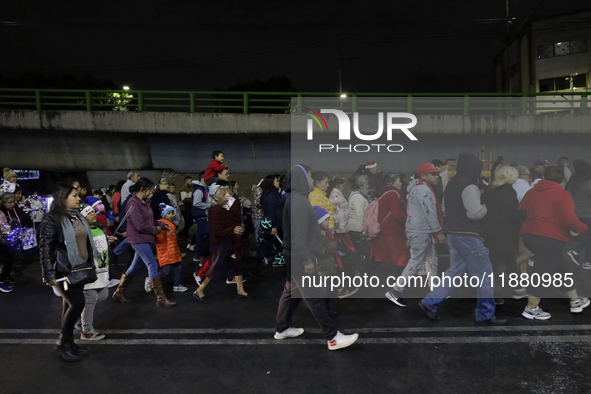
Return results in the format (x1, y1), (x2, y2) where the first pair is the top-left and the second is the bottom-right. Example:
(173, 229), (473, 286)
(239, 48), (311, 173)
(65, 261), (97, 286)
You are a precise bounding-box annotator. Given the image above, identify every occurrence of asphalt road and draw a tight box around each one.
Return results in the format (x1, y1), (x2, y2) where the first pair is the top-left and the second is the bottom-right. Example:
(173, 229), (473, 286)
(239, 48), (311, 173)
(2, 250), (591, 394)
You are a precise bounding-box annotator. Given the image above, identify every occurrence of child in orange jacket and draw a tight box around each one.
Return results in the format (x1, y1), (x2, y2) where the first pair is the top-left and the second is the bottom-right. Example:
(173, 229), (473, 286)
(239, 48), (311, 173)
(151, 203), (187, 292)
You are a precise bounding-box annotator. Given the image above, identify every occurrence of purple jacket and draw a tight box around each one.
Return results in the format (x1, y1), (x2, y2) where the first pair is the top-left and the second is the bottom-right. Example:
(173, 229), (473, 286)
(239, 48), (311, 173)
(126, 195), (166, 244)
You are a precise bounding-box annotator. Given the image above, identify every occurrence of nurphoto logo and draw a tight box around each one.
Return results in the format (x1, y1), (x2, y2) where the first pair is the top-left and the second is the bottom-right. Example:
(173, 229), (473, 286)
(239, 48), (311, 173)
(305, 109), (418, 153)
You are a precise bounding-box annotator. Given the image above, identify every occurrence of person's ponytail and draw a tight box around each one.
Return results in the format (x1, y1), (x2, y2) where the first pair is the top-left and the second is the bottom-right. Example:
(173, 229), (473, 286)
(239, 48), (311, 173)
(130, 177), (154, 194)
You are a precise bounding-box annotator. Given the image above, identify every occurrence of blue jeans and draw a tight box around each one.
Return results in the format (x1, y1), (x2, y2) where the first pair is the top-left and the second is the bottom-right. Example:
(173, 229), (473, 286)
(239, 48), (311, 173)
(160, 262), (182, 286)
(421, 235), (495, 321)
(125, 243), (159, 280)
(193, 217), (210, 260)
(113, 238), (131, 256)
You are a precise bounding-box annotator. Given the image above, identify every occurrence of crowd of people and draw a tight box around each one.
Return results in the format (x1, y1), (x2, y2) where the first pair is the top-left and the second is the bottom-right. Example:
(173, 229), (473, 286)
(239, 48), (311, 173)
(1, 151), (590, 361)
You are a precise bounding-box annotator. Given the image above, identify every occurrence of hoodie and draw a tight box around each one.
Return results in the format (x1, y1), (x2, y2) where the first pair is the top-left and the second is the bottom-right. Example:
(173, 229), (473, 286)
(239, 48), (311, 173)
(405, 179), (441, 234)
(444, 152), (487, 237)
(519, 180), (587, 243)
(283, 165), (321, 271)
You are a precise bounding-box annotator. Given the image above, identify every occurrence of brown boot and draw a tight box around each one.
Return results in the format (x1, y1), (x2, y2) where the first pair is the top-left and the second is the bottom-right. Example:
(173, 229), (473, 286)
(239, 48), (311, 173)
(150, 276), (177, 307)
(112, 274), (133, 303)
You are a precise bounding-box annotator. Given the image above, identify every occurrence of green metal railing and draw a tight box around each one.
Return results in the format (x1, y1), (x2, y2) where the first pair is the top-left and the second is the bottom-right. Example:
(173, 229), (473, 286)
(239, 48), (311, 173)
(0, 88), (588, 115)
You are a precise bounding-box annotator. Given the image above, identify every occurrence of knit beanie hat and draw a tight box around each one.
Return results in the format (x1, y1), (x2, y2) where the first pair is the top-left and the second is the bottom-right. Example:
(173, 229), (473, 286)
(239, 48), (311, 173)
(313, 205), (330, 224)
(3, 168), (17, 181)
(159, 202), (175, 218)
(84, 197), (101, 208)
(79, 203), (95, 217)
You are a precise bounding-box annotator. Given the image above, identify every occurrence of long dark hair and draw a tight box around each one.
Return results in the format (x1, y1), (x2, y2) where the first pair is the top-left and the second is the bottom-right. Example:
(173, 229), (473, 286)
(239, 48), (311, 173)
(261, 174), (279, 205)
(114, 180), (126, 194)
(328, 175), (346, 192)
(568, 169), (591, 194)
(311, 171), (328, 187)
(373, 173), (400, 198)
(50, 185), (76, 218)
(129, 177), (155, 194)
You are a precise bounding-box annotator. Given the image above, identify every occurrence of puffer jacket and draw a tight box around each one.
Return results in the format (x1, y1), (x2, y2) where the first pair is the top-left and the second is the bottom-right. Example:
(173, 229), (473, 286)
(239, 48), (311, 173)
(155, 218), (181, 266)
(348, 191), (369, 232)
(309, 187), (336, 229)
(329, 188), (349, 233)
(251, 183), (264, 220)
(39, 212), (95, 283)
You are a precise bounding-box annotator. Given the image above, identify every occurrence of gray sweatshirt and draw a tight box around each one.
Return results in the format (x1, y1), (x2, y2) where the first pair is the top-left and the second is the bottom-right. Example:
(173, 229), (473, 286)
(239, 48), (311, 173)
(405, 180), (442, 234)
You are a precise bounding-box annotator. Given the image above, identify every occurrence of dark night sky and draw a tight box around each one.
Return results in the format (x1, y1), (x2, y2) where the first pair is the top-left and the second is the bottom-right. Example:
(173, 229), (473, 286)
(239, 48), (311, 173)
(2, 0), (589, 92)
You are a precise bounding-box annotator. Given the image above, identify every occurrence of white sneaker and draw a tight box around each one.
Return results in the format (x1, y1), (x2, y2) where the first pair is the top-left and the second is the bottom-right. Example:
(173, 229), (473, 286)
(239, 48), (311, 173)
(108, 278), (120, 288)
(144, 277), (152, 292)
(181, 252), (187, 258)
(328, 331), (359, 350)
(567, 250), (580, 266)
(570, 297), (590, 313)
(522, 306), (551, 320)
(193, 272), (202, 286)
(226, 277), (246, 285)
(173, 285), (188, 292)
(274, 327), (304, 340)
(187, 244), (194, 251)
(80, 329), (106, 341)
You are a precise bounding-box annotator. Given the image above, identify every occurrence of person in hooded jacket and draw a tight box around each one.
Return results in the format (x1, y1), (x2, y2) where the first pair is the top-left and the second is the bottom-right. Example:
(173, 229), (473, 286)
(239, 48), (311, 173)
(482, 165), (524, 301)
(274, 165), (359, 351)
(420, 152), (506, 325)
(368, 173), (407, 273)
(519, 166), (589, 320)
(566, 159), (591, 270)
(386, 164), (444, 308)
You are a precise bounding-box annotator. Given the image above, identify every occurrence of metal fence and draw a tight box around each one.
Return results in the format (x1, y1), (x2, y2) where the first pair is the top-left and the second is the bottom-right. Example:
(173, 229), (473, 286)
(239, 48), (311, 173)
(0, 88), (588, 115)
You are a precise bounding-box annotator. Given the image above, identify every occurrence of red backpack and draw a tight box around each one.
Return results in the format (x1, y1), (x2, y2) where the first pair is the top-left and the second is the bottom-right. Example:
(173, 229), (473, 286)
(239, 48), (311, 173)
(362, 190), (396, 238)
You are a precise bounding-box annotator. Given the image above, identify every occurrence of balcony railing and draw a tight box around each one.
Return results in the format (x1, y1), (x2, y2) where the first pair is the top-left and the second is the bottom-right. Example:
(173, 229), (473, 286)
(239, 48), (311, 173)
(0, 88), (588, 115)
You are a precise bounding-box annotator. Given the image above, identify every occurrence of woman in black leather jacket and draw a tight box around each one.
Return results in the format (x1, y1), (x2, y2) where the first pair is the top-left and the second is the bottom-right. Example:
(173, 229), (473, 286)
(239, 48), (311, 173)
(40, 185), (95, 362)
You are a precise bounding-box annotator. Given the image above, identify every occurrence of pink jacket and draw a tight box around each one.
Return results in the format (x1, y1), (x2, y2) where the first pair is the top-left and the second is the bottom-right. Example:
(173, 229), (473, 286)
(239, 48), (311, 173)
(329, 188), (349, 233)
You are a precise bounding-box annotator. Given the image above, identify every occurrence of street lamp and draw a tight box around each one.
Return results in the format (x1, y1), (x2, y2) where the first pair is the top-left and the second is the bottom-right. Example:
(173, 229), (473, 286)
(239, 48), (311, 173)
(123, 86), (130, 90)
(340, 94), (347, 98)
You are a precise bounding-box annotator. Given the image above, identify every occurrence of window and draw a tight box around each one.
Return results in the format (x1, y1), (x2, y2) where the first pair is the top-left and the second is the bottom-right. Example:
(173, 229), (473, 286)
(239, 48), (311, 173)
(12, 170), (40, 180)
(537, 44), (554, 59)
(572, 40), (587, 54)
(538, 74), (588, 92)
(537, 39), (587, 59)
(554, 41), (571, 56)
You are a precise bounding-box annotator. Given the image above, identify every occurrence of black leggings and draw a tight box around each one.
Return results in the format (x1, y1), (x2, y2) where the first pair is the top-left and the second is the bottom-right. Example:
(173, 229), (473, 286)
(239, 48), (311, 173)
(522, 234), (573, 297)
(55, 282), (85, 339)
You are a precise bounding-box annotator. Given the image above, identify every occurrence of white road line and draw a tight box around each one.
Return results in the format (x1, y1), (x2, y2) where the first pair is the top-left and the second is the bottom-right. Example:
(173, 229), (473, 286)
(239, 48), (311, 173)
(1, 335), (591, 346)
(2, 325), (591, 335)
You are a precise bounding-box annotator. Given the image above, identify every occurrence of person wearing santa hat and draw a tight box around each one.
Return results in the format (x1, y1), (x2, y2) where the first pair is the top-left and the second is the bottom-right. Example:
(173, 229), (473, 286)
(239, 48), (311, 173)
(364, 161), (383, 190)
(386, 163), (445, 308)
(84, 197), (115, 236)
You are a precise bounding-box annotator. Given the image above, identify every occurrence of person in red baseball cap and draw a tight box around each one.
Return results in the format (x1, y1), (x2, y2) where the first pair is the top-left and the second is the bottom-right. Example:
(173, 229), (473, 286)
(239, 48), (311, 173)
(385, 163), (445, 308)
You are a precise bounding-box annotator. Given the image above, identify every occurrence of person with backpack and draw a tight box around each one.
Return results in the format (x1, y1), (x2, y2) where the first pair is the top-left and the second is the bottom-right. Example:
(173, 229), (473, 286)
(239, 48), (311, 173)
(368, 173), (408, 275)
(386, 163), (444, 308)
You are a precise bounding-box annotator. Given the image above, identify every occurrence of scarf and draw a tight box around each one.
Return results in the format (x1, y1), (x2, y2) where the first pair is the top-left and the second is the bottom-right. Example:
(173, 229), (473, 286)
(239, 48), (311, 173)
(417, 179), (444, 242)
(61, 209), (100, 268)
(357, 188), (372, 203)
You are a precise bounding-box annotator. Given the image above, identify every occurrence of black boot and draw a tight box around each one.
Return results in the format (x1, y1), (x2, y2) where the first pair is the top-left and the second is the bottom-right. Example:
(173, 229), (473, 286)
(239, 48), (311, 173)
(55, 334), (81, 362)
(72, 341), (89, 357)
